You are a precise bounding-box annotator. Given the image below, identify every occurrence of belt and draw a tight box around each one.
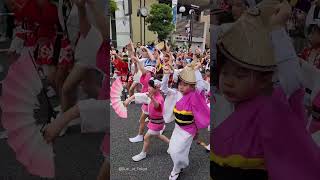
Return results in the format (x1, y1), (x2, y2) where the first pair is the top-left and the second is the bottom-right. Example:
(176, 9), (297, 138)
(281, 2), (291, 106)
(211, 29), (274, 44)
(149, 118), (164, 124)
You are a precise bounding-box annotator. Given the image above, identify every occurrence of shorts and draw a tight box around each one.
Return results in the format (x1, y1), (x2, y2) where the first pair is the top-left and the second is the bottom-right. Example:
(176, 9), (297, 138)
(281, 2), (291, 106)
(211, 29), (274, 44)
(74, 26), (103, 70)
(146, 129), (161, 135)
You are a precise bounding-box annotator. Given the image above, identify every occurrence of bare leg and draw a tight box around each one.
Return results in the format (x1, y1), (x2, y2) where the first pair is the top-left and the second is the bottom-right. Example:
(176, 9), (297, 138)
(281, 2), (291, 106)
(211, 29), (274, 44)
(126, 81), (132, 96)
(61, 65), (89, 112)
(158, 134), (170, 144)
(81, 69), (102, 98)
(142, 133), (152, 153)
(138, 112), (148, 135)
(97, 159), (109, 180)
(46, 65), (57, 90)
(129, 82), (138, 97)
(55, 66), (70, 98)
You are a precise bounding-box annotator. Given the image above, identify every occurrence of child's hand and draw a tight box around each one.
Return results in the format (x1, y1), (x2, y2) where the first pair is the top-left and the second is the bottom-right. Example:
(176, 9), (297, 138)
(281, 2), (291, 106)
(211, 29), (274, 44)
(127, 40), (135, 52)
(123, 99), (130, 107)
(270, 1), (291, 29)
(43, 120), (65, 143)
(146, 92), (154, 99)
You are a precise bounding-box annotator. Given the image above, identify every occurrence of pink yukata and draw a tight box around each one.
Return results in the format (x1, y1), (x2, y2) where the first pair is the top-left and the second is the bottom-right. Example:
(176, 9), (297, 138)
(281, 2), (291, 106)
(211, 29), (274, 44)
(211, 28), (320, 180)
(134, 91), (165, 134)
(139, 72), (153, 115)
(161, 70), (210, 174)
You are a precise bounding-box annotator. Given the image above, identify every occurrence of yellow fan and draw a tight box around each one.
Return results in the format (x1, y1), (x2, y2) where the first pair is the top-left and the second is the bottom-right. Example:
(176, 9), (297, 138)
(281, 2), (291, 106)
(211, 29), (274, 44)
(156, 41), (165, 50)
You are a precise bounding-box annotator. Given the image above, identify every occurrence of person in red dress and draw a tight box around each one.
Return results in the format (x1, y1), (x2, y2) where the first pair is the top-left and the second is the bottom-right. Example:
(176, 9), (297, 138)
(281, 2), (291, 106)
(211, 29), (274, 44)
(6, 0), (73, 97)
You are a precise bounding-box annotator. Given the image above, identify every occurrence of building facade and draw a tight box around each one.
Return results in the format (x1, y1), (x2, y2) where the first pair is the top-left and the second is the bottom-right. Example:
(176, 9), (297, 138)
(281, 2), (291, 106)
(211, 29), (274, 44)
(111, 0), (210, 49)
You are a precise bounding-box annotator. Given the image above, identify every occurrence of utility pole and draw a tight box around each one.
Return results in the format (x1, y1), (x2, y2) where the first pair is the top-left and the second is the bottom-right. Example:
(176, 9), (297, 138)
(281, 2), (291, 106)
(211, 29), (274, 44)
(140, 0), (142, 44)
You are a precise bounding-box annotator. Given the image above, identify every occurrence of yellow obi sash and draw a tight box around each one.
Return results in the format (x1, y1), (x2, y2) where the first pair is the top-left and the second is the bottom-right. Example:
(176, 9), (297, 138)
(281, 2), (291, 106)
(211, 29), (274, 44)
(210, 151), (265, 170)
(173, 106), (194, 126)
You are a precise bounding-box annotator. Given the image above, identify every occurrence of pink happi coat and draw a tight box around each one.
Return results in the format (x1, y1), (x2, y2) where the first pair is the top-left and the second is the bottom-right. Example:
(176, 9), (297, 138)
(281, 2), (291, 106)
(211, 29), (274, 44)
(175, 90), (210, 136)
(147, 92), (165, 131)
(212, 87), (320, 180)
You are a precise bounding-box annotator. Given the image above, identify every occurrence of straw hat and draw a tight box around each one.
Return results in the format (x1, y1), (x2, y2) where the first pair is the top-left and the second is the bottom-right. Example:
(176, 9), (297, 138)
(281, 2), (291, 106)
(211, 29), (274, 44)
(156, 41), (165, 50)
(218, 0), (281, 72)
(179, 61), (197, 84)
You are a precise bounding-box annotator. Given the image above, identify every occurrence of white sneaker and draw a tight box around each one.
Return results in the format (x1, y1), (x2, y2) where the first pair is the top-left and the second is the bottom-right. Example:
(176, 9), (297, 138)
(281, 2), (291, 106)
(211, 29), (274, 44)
(132, 152), (147, 162)
(0, 131), (8, 139)
(160, 125), (166, 135)
(169, 169), (181, 180)
(145, 117), (149, 122)
(129, 134), (144, 143)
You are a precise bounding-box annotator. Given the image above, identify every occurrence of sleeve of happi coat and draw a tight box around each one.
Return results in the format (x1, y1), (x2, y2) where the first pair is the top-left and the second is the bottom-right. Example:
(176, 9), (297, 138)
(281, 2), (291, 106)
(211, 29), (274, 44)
(192, 91), (210, 129)
(259, 90), (320, 180)
(271, 28), (303, 98)
(134, 92), (150, 104)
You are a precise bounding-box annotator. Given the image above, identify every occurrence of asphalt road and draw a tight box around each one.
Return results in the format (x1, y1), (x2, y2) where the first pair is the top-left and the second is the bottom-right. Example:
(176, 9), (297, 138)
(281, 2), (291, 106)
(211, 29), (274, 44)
(0, 41), (105, 180)
(110, 103), (210, 180)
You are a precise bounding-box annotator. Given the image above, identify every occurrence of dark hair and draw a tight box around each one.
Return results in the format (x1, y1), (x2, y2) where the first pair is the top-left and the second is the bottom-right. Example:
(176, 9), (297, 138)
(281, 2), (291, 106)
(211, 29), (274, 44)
(148, 79), (160, 89)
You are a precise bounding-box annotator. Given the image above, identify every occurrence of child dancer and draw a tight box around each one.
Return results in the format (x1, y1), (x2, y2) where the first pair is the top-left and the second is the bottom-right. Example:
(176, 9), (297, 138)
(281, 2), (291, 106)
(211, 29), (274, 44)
(161, 62), (210, 180)
(123, 79), (170, 161)
(211, 1), (320, 179)
(128, 48), (158, 143)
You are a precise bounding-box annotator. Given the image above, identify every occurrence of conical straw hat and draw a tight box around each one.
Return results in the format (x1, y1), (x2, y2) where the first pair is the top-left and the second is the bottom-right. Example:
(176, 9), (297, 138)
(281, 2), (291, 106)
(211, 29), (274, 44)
(179, 61), (197, 84)
(218, 0), (281, 72)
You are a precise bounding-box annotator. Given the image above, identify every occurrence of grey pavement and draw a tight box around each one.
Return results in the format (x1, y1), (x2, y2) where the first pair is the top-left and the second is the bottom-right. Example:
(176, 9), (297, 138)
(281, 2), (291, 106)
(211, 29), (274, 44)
(0, 41), (105, 180)
(110, 103), (210, 180)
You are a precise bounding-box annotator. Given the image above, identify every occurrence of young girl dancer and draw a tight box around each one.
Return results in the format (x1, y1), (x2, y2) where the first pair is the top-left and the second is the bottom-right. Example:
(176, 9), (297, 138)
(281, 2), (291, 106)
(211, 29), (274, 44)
(123, 78), (170, 161)
(161, 62), (210, 180)
(211, 1), (320, 179)
(128, 47), (157, 143)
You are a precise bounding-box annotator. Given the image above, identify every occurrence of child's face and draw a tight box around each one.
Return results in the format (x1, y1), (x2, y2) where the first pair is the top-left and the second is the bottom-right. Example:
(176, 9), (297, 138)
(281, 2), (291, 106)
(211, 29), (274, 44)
(141, 49), (148, 58)
(178, 81), (193, 95)
(219, 61), (267, 103)
(148, 86), (157, 95)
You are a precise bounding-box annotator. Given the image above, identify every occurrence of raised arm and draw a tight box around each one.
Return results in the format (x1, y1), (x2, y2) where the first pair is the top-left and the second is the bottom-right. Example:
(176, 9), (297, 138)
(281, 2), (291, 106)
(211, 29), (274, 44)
(194, 63), (208, 92)
(160, 65), (176, 95)
(75, 0), (91, 37)
(86, 0), (108, 38)
(270, 1), (302, 97)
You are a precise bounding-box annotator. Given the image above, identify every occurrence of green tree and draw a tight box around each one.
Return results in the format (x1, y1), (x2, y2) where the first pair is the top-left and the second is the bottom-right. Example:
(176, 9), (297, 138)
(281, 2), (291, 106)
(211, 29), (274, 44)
(145, 3), (174, 41)
(110, 0), (118, 15)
